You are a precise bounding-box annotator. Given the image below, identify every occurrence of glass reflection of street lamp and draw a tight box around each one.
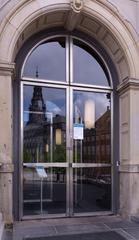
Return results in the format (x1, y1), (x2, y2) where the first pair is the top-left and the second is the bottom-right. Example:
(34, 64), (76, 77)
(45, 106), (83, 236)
(84, 99), (95, 129)
(45, 144), (49, 153)
(56, 129), (62, 145)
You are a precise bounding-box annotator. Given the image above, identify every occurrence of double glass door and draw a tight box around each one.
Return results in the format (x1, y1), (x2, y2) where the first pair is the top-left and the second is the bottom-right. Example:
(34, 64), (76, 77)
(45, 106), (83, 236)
(22, 83), (112, 218)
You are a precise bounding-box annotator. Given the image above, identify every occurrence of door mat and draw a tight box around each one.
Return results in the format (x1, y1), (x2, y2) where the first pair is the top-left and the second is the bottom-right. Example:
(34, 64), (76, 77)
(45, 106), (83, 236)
(24, 231), (126, 240)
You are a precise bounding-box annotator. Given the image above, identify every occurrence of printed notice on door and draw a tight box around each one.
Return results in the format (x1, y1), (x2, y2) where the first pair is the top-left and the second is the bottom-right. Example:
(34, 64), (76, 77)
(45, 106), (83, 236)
(36, 166), (47, 178)
(73, 123), (84, 140)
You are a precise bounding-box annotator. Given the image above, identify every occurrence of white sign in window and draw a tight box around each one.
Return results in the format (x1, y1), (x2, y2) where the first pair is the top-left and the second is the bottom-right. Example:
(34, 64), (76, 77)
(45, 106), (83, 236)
(36, 166), (47, 178)
(73, 123), (84, 140)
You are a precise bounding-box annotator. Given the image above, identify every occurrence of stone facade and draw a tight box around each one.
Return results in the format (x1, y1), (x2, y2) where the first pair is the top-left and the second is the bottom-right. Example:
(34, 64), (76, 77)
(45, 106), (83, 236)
(0, 0), (139, 224)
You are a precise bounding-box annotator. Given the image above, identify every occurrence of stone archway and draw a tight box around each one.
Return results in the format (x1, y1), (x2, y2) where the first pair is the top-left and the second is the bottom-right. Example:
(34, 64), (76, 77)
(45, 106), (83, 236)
(1, 0), (139, 222)
(0, 0), (139, 80)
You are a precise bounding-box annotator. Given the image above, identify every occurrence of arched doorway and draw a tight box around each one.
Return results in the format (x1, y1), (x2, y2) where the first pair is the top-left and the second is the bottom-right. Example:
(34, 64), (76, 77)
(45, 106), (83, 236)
(1, 0), (139, 222)
(17, 34), (114, 219)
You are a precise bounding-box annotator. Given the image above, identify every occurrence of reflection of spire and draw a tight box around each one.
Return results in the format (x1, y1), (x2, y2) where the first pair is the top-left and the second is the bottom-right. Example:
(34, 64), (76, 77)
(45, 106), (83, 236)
(28, 86), (46, 124)
(75, 105), (81, 123)
(35, 66), (39, 78)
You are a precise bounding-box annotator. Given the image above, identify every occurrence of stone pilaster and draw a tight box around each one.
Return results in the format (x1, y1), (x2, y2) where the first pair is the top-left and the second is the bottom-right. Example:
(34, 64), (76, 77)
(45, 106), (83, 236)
(0, 62), (15, 223)
(118, 78), (139, 218)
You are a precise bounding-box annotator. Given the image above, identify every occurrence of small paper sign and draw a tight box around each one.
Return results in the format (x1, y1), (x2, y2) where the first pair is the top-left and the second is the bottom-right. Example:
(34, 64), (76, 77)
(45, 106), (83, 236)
(36, 166), (47, 178)
(73, 123), (84, 140)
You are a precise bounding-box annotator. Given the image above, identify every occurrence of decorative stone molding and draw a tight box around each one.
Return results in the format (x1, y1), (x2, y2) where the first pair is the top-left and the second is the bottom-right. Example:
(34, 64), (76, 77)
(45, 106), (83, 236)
(65, 0), (84, 31)
(0, 62), (15, 76)
(0, 0), (11, 10)
(71, 0), (84, 13)
(117, 78), (139, 94)
(119, 164), (139, 173)
(0, 163), (14, 173)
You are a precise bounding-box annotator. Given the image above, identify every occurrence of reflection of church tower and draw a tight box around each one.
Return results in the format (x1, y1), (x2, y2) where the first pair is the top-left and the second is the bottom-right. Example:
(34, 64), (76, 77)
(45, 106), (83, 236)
(27, 68), (46, 124)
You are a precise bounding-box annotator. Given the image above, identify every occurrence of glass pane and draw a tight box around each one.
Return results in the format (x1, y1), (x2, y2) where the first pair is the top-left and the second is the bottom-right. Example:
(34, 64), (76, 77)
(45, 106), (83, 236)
(23, 167), (66, 215)
(73, 91), (111, 164)
(23, 37), (66, 81)
(73, 39), (110, 86)
(23, 85), (66, 216)
(73, 167), (111, 213)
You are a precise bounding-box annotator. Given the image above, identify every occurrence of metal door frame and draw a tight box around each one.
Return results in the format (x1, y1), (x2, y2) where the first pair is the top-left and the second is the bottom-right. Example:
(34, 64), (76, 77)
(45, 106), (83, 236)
(19, 35), (114, 220)
(20, 82), (113, 219)
(69, 86), (113, 217)
(20, 81), (71, 220)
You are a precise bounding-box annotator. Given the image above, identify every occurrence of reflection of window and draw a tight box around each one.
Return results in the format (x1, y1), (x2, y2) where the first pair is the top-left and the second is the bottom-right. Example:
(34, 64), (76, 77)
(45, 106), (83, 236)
(22, 37), (110, 87)
(92, 146), (95, 154)
(106, 145), (110, 155)
(23, 37), (66, 81)
(73, 39), (109, 86)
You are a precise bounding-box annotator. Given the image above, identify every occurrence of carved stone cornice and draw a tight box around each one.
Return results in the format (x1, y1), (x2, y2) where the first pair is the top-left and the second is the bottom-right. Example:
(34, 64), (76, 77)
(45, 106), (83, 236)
(119, 164), (139, 173)
(0, 163), (14, 173)
(117, 78), (139, 95)
(0, 62), (15, 76)
(65, 0), (84, 31)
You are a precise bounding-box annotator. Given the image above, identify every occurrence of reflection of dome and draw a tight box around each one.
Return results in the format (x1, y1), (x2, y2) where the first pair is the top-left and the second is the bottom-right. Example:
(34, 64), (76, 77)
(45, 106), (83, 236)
(46, 101), (62, 115)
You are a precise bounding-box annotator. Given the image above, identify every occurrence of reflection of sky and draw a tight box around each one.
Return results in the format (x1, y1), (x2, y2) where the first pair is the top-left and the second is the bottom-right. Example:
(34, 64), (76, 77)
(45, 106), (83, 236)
(74, 91), (110, 121)
(23, 38), (109, 87)
(23, 39), (66, 81)
(74, 44), (109, 86)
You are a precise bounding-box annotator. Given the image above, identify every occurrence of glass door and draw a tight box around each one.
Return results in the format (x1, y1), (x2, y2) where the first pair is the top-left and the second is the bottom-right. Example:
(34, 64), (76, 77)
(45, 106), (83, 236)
(72, 89), (112, 215)
(20, 35), (113, 219)
(22, 83), (69, 217)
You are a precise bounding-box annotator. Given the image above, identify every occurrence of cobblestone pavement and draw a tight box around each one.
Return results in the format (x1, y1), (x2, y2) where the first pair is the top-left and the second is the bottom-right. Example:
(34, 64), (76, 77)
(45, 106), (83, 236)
(4, 215), (139, 240)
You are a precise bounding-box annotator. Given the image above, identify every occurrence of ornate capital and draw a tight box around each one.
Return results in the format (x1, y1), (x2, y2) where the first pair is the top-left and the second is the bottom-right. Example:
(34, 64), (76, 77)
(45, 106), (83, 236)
(71, 0), (84, 13)
(117, 78), (139, 95)
(0, 62), (15, 77)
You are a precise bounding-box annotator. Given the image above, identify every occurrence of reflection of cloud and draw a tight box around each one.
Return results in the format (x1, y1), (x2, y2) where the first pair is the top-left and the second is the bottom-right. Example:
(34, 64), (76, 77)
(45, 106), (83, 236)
(75, 92), (109, 121)
(24, 85), (66, 114)
(94, 94), (108, 120)
(46, 101), (62, 115)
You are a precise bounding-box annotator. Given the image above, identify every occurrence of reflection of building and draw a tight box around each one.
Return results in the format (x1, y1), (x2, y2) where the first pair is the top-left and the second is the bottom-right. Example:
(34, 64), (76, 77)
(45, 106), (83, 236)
(82, 107), (111, 182)
(24, 86), (47, 163)
(24, 86), (66, 163)
(95, 107), (111, 164)
(83, 107), (111, 164)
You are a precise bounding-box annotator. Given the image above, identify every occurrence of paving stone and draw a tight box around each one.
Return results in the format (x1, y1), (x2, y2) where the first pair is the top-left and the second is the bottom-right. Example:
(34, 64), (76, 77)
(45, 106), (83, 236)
(12, 216), (139, 240)
(13, 226), (56, 240)
(4, 230), (13, 240)
(104, 220), (139, 229)
(23, 231), (127, 240)
(55, 223), (109, 234)
(123, 227), (139, 240)
(115, 229), (136, 240)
